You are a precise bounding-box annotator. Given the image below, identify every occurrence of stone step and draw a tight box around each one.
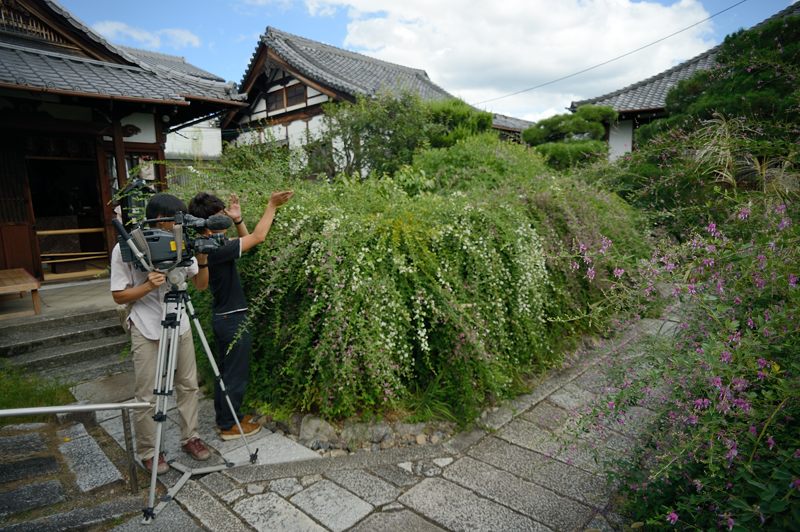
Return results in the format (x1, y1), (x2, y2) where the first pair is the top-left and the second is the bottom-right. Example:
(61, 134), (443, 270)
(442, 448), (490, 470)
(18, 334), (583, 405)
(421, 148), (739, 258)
(9, 335), (129, 373)
(0, 308), (117, 339)
(0, 316), (124, 358)
(38, 351), (134, 386)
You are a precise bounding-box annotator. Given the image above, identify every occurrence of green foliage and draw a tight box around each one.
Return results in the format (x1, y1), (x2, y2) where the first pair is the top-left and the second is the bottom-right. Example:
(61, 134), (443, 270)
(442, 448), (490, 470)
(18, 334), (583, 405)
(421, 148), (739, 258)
(522, 105), (616, 147)
(424, 98), (493, 148)
(599, 198), (800, 529)
(637, 14), (800, 146)
(305, 92), (492, 180)
(534, 140), (608, 171)
(0, 362), (74, 426)
(172, 136), (648, 423)
(587, 113), (799, 237)
(411, 133), (549, 191)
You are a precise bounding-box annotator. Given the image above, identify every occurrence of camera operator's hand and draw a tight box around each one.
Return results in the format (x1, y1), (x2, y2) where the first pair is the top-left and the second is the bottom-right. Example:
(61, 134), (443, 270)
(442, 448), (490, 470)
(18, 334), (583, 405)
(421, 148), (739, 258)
(147, 271), (166, 290)
(268, 190), (294, 208)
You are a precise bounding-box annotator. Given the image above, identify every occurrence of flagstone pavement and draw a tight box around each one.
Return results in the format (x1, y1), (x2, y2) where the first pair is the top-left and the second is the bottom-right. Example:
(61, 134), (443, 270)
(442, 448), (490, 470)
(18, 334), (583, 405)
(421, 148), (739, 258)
(2, 283), (680, 531)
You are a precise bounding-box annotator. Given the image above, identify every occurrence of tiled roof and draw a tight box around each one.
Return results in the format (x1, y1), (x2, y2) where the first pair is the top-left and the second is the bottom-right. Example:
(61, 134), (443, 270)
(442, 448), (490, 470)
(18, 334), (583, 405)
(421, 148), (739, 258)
(0, 41), (240, 103)
(120, 46), (225, 82)
(243, 27), (454, 102)
(492, 113), (534, 132)
(571, 49), (718, 113)
(571, 2), (800, 114)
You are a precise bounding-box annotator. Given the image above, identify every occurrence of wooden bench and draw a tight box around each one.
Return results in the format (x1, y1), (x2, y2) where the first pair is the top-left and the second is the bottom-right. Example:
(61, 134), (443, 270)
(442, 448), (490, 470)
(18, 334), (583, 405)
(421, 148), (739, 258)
(0, 268), (41, 320)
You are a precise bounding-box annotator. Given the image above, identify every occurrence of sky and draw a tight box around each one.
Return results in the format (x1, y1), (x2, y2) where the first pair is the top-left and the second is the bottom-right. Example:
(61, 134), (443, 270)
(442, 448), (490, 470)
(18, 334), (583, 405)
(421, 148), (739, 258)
(57, 0), (795, 122)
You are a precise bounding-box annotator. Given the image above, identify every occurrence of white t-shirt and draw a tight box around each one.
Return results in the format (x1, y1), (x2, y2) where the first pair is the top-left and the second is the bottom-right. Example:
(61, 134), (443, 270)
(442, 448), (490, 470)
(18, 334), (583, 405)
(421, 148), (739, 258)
(110, 243), (199, 340)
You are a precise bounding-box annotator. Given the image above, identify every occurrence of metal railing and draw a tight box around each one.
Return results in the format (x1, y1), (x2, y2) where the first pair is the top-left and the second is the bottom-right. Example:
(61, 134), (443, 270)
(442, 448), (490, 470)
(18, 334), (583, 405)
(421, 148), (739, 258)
(0, 402), (151, 493)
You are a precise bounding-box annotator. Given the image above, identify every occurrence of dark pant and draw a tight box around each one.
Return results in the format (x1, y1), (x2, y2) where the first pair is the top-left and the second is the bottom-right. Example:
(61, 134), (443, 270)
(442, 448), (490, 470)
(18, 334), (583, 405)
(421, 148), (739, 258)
(212, 311), (252, 430)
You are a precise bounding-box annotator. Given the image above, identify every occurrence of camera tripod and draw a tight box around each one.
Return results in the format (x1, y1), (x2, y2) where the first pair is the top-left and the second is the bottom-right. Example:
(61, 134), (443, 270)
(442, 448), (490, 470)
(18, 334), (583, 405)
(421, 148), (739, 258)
(141, 268), (259, 524)
(111, 219), (259, 523)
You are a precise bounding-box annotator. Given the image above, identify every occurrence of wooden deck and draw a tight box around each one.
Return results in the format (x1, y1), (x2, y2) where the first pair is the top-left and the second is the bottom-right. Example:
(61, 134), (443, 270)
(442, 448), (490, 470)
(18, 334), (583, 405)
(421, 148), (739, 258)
(0, 268), (41, 320)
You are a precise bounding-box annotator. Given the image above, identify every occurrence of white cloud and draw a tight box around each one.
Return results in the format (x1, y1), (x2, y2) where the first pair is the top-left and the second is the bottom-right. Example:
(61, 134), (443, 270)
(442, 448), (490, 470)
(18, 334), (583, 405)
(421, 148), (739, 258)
(92, 21), (201, 50)
(302, 0), (717, 120)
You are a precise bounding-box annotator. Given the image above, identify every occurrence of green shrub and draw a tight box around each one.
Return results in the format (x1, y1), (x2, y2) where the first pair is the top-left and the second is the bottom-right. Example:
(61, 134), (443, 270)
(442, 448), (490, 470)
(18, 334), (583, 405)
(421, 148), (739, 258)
(534, 140), (608, 171)
(305, 92), (492, 180)
(173, 114), (648, 424)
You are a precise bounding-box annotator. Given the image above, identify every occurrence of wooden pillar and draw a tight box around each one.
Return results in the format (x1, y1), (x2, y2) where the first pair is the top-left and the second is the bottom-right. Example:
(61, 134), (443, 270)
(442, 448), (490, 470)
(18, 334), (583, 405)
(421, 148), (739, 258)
(112, 119), (128, 189)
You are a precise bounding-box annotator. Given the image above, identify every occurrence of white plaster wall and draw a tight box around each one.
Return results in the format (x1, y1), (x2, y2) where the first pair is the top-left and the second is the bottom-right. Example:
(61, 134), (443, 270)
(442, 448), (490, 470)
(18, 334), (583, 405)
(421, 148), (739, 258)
(165, 120), (222, 160)
(608, 119), (633, 161)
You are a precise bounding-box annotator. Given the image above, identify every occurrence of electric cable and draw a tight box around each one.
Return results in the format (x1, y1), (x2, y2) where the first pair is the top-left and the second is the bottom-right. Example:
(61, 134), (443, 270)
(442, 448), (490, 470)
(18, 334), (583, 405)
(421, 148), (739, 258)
(471, 0), (749, 106)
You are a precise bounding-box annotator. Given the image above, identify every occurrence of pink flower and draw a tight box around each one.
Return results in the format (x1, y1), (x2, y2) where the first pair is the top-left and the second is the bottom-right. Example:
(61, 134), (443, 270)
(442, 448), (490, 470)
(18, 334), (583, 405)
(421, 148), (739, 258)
(737, 207), (751, 220)
(613, 268), (625, 278)
(586, 267), (595, 281)
(694, 398), (711, 410)
(749, 425), (758, 436)
(570, 261), (579, 271)
(726, 516), (735, 530)
(790, 274), (798, 287)
(757, 358), (769, 368)
(720, 351), (732, 363)
(767, 436), (776, 450)
(667, 511), (679, 525)
(790, 478), (800, 490)
(607, 401), (615, 410)
(778, 217), (791, 230)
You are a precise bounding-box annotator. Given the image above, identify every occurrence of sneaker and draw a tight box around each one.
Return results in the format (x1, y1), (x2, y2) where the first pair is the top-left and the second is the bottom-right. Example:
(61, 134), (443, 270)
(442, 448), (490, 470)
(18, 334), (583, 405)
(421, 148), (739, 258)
(218, 420), (261, 441)
(182, 437), (211, 461)
(142, 453), (169, 475)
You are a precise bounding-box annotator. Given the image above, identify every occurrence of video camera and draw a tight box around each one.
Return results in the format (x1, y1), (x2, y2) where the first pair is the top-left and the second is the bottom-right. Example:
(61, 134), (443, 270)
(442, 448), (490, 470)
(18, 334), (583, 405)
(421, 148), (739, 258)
(112, 213), (230, 272)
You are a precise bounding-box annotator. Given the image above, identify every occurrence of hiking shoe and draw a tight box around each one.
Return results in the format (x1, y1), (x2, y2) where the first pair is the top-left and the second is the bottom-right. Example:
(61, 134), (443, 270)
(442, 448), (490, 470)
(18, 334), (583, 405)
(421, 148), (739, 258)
(143, 453), (169, 475)
(182, 437), (211, 461)
(218, 420), (261, 441)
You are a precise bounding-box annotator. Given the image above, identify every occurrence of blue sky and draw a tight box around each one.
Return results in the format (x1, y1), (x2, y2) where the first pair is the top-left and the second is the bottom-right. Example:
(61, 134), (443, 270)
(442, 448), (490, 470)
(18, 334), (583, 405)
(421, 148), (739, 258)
(58, 0), (794, 120)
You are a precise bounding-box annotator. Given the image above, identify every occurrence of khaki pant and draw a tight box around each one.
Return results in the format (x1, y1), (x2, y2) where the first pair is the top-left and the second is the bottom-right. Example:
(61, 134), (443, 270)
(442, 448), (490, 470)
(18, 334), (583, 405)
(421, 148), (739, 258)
(131, 325), (200, 460)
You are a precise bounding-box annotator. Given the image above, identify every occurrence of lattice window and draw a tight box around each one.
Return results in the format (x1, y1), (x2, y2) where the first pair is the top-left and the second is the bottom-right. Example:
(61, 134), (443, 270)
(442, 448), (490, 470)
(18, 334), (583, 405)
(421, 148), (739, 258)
(0, 0), (71, 47)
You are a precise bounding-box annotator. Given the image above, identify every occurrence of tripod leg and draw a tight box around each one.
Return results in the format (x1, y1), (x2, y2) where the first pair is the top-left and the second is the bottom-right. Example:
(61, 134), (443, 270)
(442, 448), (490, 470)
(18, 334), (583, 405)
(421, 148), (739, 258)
(185, 297), (259, 464)
(143, 295), (183, 523)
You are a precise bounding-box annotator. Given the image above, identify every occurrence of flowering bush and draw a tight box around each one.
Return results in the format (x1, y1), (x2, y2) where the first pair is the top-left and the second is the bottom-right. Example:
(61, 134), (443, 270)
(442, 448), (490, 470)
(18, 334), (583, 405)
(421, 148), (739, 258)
(174, 138), (648, 422)
(600, 198), (799, 528)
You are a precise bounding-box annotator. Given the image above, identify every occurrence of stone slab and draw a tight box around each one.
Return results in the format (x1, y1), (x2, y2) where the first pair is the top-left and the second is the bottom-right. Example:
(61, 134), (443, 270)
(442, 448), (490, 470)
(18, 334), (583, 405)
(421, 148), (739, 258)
(547, 383), (597, 411)
(111, 499), (203, 531)
(326, 469), (401, 506)
(0, 433), (46, 456)
(443, 456), (594, 531)
(270, 477), (304, 497)
(399, 477), (548, 531)
(0, 456), (59, 484)
(468, 436), (608, 508)
(0, 479), (64, 519)
(370, 464), (420, 487)
(221, 431), (319, 465)
(349, 509), (446, 532)
(5, 495), (141, 532)
(290, 479), (373, 532)
(58, 423), (123, 492)
(70, 370), (135, 404)
(521, 401), (571, 432)
(233, 492), (325, 532)
(497, 419), (562, 457)
(174, 479), (248, 531)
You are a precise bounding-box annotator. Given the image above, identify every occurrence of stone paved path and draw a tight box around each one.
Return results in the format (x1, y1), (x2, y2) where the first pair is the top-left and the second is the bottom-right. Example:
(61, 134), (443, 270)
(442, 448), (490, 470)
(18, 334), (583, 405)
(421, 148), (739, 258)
(1, 312), (678, 531)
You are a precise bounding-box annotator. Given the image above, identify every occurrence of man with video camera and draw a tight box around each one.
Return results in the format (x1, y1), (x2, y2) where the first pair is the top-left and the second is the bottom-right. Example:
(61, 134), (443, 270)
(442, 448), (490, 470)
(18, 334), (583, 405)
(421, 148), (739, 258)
(110, 193), (212, 474)
(188, 189), (293, 441)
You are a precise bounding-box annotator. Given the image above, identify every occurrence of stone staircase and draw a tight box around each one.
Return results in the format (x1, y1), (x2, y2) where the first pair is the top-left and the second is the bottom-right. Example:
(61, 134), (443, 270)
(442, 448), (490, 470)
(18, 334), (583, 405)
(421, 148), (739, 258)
(0, 420), (141, 531)
(0, 309), (130, 385)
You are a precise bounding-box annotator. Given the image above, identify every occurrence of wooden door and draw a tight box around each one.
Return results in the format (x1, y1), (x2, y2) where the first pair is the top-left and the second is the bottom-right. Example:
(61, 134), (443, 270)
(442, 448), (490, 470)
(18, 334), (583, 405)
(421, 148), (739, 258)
(0, 137), (40, 278)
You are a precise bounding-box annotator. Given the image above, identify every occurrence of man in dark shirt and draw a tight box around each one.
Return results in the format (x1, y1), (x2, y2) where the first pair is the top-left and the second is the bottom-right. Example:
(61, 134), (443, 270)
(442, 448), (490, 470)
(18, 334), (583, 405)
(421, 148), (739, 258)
(189, 190), (293, 440)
